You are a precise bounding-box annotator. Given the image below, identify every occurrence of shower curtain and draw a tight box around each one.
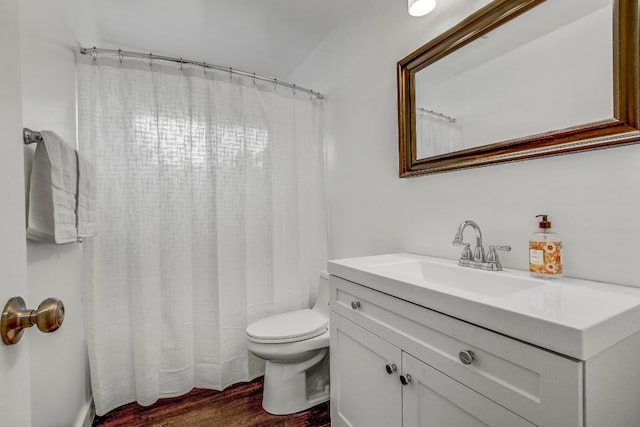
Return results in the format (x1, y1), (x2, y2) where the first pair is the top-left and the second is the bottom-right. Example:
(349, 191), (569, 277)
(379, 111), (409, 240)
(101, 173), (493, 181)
(415, 110), (461, 158)
(77, 56), (327, 416)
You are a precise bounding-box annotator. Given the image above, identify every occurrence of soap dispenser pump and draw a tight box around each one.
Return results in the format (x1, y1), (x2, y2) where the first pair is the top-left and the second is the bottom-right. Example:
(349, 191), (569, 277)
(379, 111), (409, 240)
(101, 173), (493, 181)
(529, 214), (563, 278)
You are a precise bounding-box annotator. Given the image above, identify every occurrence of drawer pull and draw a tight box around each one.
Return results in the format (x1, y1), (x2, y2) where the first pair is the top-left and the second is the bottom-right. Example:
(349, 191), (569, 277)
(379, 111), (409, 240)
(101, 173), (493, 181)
(385, 363), (397, 374)
(399, 374), (412, 385)
(459, 350), (476, 365)
(350, 301), (361, 310)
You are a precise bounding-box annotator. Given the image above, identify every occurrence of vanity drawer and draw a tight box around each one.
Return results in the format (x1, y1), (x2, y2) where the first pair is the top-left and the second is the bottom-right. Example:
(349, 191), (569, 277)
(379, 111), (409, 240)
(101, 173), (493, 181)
(330, 275), (583, 427)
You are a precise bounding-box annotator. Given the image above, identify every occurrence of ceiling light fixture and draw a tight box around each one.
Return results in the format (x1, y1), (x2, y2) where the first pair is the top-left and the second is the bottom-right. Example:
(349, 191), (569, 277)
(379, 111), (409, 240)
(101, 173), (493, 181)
(408, 0), (437, 16)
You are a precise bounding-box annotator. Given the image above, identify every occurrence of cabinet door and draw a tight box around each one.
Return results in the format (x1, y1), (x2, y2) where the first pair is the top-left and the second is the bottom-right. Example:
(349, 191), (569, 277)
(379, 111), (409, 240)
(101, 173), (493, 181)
(402, 353), (536, 427)
(331, 313), (402, 427)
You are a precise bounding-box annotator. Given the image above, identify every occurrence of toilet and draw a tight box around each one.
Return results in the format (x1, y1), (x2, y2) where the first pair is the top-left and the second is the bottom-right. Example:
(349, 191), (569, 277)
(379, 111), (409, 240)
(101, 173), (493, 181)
(246, 272), (330, 415)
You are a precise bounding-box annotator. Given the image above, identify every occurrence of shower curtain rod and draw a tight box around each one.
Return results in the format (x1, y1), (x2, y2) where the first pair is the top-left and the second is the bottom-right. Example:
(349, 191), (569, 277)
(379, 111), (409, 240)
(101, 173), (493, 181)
(79, 47), (324, 100)
(416, 107), (456, 123)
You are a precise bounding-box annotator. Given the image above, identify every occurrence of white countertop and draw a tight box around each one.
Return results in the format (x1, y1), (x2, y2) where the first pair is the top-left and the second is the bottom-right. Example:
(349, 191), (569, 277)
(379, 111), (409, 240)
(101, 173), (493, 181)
(328, 252), (640, 360)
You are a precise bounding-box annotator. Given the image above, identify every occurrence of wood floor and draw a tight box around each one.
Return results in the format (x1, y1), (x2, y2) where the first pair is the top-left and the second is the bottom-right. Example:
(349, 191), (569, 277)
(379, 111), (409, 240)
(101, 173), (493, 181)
(92, 377), (331, 427)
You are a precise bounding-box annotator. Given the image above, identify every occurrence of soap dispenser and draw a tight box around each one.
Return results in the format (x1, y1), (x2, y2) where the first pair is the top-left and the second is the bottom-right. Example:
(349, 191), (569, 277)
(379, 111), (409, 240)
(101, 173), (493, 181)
(529, 214), (562, 278)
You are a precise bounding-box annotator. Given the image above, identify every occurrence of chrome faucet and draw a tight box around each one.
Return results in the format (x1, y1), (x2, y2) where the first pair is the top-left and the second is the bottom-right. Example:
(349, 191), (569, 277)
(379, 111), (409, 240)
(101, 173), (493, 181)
(452, 220), (511, 271)
(452, 220), (485, 264)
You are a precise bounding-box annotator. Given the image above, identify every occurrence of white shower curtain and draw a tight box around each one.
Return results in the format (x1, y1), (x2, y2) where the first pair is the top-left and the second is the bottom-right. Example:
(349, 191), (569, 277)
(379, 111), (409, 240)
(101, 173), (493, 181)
(77, 56), (327, 416)
(415, 111), (461, 158)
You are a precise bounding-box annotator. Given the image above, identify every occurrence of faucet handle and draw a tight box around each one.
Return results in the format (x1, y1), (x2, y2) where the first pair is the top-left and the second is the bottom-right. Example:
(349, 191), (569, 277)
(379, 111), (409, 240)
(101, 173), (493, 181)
(485, 245), (511, 271)
(486, 245), (511, 261)
(457, 243), (473, 267)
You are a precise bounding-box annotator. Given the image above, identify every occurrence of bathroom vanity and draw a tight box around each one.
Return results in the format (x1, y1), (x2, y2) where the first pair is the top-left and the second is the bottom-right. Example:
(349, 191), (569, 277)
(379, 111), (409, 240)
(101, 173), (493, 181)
(328, 253), (640, 427)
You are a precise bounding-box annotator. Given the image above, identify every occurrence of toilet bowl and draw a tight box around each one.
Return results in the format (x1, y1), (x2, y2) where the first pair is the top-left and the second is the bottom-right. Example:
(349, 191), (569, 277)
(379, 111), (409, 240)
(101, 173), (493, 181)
(246, 272), (330, 415)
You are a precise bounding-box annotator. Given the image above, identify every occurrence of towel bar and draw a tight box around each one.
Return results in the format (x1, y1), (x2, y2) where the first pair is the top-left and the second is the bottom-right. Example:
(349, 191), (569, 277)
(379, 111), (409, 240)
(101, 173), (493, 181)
(23, 128), (43, 145)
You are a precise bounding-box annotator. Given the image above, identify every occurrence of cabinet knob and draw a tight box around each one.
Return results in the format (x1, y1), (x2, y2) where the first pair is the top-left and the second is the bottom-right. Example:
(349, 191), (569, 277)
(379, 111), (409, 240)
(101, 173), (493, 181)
(399, 374), (412, 385)
(385, 363), (397, 374)
(350, 301), (361, 310)
(458, 350), (476, 365)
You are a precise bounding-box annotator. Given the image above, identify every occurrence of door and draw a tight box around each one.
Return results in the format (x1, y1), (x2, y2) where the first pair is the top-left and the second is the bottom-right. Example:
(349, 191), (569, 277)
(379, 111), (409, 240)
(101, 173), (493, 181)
(402, 353), (536, 427)
(331, 313), (402, 427)
(0, 0), (32, 425)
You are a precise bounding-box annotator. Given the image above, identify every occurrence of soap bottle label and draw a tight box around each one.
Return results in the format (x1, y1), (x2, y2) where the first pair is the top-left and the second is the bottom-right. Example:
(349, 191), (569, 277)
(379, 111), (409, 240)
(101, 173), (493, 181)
(529, 241), (562, 275)
(529, 248), (544, 265)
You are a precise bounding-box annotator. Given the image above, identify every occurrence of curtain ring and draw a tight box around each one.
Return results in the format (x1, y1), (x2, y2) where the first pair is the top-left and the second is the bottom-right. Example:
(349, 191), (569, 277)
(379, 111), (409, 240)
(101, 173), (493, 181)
(229, 67), (232, 80)
(149, 53), (153, 67)
(118, 49), (123, 64)
(252, 73), (256, 85)
(292, 84), (296, 95)
(273, 78), (277, 91)
(180, 58), (183, 71)
(203, 61), (207, 75)
(91, 47), (97, 62)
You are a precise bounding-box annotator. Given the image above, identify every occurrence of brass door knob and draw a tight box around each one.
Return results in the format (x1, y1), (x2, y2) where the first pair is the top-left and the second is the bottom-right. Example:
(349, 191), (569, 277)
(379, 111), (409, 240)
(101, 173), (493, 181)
(1, 297), (65, 345)
(32, 297), (65, 332)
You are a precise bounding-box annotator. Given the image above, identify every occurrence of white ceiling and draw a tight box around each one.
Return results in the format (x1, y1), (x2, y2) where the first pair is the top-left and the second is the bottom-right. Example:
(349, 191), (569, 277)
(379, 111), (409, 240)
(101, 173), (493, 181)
(91, 0), (371, 80)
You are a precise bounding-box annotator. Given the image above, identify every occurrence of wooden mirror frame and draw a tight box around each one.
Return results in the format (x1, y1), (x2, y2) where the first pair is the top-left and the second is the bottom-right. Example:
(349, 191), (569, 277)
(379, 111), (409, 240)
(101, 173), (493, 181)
(398, 0), (640, 177)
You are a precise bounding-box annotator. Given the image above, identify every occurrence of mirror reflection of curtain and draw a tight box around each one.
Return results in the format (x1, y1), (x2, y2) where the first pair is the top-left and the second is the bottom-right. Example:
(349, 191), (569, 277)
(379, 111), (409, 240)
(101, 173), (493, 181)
(77, 56), (327, 416)
(415, 109), (461, 158)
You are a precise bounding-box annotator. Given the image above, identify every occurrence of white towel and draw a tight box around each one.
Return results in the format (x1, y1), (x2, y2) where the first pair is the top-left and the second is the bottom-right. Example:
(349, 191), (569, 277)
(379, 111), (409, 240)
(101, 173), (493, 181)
(26, 131), (78, 244)
(77, 151), (96, 239)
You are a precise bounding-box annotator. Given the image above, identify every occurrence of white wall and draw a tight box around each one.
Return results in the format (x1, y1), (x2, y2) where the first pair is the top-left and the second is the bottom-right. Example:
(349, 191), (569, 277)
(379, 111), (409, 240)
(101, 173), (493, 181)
(19, 1), (92, 426)
(290, 0), (640, 288)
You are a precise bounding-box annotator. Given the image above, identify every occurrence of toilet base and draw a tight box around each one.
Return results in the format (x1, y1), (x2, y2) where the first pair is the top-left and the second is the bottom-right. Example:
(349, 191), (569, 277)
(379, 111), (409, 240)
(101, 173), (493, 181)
(262, 348), (330, 415)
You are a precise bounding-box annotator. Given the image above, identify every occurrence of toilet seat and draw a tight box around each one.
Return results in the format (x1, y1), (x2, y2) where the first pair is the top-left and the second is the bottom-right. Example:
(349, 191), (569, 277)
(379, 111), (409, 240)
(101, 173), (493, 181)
(246, 309), (328, 344)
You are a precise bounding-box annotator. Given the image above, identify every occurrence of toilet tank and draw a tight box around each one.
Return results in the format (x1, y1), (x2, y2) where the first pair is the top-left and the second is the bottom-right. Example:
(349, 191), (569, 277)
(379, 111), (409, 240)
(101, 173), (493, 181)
(311, 272), (330, 318)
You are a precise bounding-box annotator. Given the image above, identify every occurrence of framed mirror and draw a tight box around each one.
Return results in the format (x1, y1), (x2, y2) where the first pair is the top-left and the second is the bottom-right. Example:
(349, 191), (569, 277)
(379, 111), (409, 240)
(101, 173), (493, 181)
(398, 0), (639, 177)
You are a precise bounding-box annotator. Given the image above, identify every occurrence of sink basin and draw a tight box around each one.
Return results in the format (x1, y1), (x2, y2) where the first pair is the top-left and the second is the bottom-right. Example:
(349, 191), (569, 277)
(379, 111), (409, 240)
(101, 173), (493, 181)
(369, 257), (541, 297)
(328, 252), (640, 360)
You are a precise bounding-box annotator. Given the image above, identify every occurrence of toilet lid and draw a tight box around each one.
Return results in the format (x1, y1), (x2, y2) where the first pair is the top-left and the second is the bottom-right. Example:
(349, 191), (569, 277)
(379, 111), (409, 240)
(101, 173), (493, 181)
(246, 309), (328, 344)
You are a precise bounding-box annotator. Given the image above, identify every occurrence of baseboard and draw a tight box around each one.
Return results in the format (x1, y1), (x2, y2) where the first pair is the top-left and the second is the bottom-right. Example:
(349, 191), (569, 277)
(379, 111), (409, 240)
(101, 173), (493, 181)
(74, 397), (95, 427)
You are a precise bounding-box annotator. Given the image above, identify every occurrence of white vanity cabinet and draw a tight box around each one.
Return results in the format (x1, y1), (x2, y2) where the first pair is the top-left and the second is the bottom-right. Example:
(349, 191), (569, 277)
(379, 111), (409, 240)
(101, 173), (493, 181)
(329, 271), (640, 427)
(332, 312), (537, 427)
(328, 253), (640, 427)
